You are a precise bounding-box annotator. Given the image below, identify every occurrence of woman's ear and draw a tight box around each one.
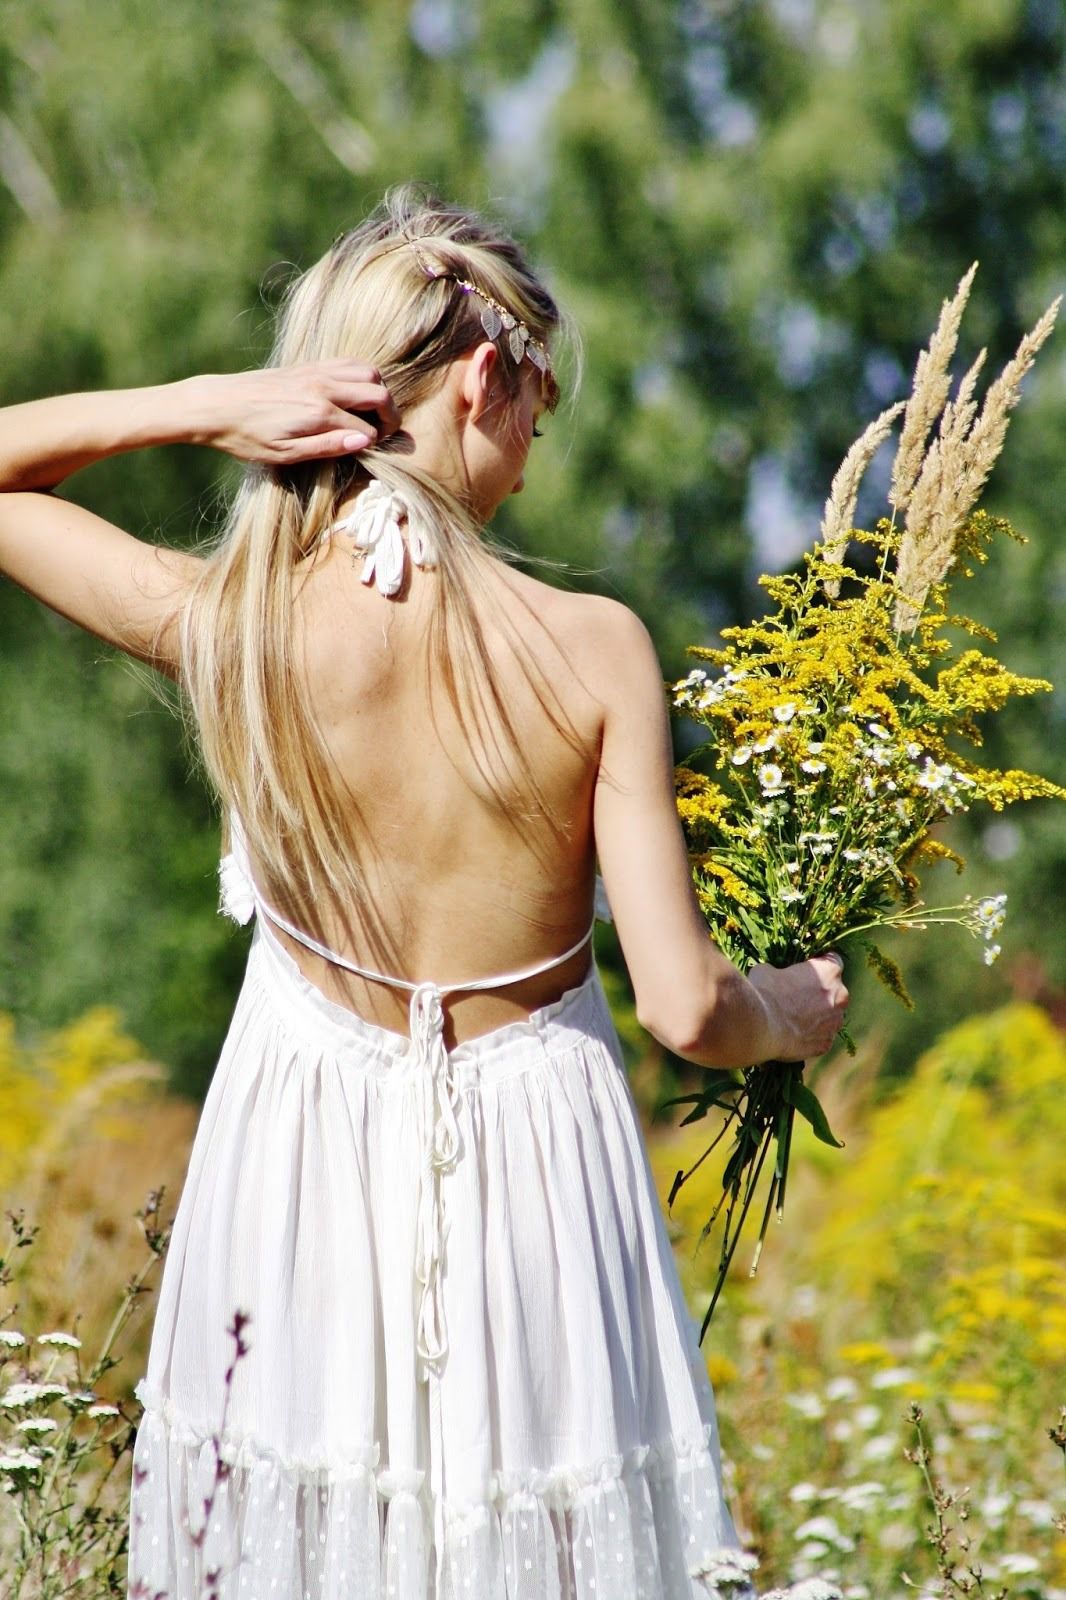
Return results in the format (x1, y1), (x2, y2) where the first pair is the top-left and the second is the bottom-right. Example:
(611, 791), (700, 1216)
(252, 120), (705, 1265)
(461, 341), (501, 423)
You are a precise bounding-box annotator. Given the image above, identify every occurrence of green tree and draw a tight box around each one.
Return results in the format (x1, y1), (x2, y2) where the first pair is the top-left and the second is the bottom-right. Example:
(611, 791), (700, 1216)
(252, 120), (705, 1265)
(0, 0), (1062, 1092)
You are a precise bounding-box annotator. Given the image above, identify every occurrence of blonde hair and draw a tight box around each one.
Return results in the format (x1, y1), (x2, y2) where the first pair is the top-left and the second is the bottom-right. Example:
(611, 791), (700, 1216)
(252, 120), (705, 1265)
(177, 185), (581, 962)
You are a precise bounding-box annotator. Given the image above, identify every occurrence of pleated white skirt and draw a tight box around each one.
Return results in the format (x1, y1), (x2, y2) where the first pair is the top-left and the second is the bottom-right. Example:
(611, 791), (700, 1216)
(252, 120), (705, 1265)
(128, 923), (743, 1599)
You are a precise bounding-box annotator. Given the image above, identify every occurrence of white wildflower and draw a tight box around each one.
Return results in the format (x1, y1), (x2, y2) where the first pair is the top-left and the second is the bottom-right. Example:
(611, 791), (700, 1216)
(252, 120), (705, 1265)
(780, 889), (805, 904)
(788, 1482), (820, 1504)
(860, 1434), (898, 1463)
(867, 722), (890, 739)
(854, 1404), (881, 1431)
(965, 1422), (1000, 1442)
(784, 860), (801, 873)
(691, 1548), (758, 1584)
(774, 702), (798, 722)
(905, 741), (923, 759)
(800, 759), (827, 774)
(785, 1392), (826, 1420)
(758, 763), (786, 795)
(793, 1515), (847, 1546)
(828, 1420), (853, 1442)
(877, 1519), (915, 1550)
(87, 1403), (120, 1419)
(916, 758), (953, 791)
(15, 1417), (57, 1435)
(0, 1332), (26, 1349)
(980, 1490), (1013, 1524)
(1017, 1498), (1055, 1528)
(0, 1450), (42, 1474)
(806, 741), (825, 754)
(998, 1553), (1039, 1576)
(64, 1391), (98, 1410)
(764, 1583), (843, 1600)
(753, 733), (779, 753)
(824, 1376), (859, 1403)
(731, 746), (753, 765)
(842, 848), (866, 862)
(37, 1332), (81, 1350)
(983, 943), (1001, 965)
(974, 893), (1008, 932)
(838, 1481), (886, 1512)
(870, 1366), (915, 1389)
(0, 1381), (67, 1409)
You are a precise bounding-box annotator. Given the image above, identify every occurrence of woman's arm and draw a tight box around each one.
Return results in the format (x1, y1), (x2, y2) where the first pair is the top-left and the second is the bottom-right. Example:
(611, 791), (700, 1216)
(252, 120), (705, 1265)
(591, 600), (847, 1068)
(0, 362), (399, 670)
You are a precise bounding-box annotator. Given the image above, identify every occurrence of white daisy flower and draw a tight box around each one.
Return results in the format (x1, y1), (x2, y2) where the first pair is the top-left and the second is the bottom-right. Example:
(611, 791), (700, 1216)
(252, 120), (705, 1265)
(758, 763), (786, 794)
(731, 746), (753, 765)
(774, 702), (798, 722)
(800, 759), (826, 774)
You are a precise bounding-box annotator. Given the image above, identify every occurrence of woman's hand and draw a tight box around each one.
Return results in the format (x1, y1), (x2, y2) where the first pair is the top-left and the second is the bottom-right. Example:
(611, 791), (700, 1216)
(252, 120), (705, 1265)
(748, 953), (849, 1063)
(182, 360), (402, 465)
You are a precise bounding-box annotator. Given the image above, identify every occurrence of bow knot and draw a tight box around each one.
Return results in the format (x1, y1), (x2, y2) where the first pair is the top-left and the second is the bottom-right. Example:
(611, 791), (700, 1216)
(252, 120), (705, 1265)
(332, 481), (438, 598)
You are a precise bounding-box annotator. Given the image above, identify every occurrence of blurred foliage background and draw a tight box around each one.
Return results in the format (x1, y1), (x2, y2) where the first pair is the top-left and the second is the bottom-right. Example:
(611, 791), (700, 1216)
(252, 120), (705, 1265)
(0, 0), (1064, 1096)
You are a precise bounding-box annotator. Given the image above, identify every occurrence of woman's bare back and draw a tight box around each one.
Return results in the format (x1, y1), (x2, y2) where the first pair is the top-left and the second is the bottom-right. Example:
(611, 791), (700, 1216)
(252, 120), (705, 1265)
(265, 545), (615, 1043)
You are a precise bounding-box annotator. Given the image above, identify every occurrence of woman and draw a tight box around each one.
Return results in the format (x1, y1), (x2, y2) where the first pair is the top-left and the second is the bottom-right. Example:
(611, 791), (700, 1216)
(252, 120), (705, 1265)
(0, 189), (846, 1600)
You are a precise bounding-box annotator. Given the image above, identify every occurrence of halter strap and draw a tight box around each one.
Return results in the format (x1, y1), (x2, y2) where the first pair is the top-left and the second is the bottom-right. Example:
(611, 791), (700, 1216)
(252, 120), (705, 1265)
(256, 892), (595, 999)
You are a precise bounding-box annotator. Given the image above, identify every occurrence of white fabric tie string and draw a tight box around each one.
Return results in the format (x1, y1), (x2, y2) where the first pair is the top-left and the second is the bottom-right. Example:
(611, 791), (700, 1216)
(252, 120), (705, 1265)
(409, 980), (462, 1380)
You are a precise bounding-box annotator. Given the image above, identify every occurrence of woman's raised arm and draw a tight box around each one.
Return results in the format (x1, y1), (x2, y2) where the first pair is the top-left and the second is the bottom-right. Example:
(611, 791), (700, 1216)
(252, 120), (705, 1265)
(591, 600), (848, 1068)
(0, 363), (399, 671)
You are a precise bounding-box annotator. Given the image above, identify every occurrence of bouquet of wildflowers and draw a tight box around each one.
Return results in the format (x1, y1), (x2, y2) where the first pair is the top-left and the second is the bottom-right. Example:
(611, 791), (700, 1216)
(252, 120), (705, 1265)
(668, 266), (1065, 1332)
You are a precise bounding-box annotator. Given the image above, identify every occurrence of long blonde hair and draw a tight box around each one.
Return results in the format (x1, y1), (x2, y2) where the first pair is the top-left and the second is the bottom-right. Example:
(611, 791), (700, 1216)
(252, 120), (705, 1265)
(178, 186), (581, 962)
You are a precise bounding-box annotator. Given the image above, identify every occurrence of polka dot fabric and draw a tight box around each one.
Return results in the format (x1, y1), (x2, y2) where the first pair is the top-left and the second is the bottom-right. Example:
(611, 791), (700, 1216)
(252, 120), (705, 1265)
(127, 923), (745, 1599)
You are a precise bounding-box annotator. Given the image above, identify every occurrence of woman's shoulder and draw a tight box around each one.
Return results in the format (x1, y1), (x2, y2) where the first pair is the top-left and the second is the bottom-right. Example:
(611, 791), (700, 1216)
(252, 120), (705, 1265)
(498, 566), (655, 663)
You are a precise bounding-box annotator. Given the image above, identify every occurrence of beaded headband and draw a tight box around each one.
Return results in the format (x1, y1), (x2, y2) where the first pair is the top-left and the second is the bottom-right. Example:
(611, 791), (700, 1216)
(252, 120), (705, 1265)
(410, 242), (557, 403)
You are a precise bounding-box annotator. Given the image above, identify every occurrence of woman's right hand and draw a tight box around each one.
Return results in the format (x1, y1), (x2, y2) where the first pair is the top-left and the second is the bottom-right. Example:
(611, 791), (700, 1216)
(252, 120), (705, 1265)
(747, 954), (849, 1063)
(182, 360), (402, 465)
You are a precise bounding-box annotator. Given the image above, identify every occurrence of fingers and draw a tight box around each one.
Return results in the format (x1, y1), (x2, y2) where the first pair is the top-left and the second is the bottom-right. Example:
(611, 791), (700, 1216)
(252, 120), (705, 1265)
(298, 362), (402, 437)
(272, 429), (375, 462)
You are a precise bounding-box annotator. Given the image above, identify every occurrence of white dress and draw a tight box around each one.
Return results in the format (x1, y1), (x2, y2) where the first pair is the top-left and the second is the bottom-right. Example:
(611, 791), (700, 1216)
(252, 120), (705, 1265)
(126, 501), (749, 1600)
(125, 843), (750, 1600)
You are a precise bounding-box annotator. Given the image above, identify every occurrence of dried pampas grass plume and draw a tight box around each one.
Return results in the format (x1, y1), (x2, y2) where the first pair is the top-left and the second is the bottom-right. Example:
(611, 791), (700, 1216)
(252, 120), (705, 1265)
(890, 263), (978, 515)
(894, 290), (1060, 630)
(819, 401), (905, 597)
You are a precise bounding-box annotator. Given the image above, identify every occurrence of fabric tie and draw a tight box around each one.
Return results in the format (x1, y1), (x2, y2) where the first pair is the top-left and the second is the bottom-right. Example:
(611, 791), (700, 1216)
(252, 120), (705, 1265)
(410, 981), (463, 1380)
(407, 980), (463, 1600)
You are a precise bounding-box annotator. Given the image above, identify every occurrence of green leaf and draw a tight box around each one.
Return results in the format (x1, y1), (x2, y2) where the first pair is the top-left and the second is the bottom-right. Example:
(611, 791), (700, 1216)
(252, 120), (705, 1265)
(789, 1081), (845, 1149)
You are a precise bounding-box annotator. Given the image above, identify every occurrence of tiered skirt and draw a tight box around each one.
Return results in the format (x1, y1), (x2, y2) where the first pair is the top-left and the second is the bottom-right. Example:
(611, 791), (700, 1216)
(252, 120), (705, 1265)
(128, 924), (744, 1599)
